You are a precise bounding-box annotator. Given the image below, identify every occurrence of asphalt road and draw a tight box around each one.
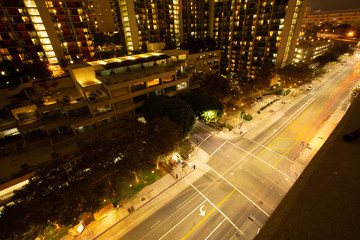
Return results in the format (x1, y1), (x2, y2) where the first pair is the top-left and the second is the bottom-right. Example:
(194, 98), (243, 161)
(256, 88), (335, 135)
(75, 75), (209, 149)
(108, 59), (360, 240)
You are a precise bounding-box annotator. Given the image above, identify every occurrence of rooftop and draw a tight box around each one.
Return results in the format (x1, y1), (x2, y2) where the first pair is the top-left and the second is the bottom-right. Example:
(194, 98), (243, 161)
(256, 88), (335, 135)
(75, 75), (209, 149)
(309, 8), (360, 15)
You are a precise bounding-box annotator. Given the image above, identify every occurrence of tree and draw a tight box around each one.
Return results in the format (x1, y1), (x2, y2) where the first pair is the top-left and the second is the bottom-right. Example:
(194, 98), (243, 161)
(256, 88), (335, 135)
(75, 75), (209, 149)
(278, 64), (313, 88)
(93, 33), (110, 49)
(145, 117), (182, 169)
(142, 95), (195, 136)
(313, 52), (338, 67)
(22, 61), (52, 80)
(333, 24), (352, 36)
(165, 38), (177, 49)
(110, 33), (124, 46)
(303, 23), (320, 38)
(0, 61), (22, 88)
(252, 64), (275, 91)
(200, 74), (231, 98)
(180, 91), (224, 122)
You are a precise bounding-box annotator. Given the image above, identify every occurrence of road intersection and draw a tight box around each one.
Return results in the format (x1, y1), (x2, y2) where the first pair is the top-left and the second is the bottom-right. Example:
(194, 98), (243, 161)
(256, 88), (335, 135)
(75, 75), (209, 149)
(94, 59), (360, 240)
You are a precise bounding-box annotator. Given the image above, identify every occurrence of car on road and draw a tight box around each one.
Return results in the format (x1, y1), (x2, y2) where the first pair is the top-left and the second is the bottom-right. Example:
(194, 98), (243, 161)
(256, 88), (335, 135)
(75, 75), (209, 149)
(306, 85), (312, 91)
(255, 96), (263, 102)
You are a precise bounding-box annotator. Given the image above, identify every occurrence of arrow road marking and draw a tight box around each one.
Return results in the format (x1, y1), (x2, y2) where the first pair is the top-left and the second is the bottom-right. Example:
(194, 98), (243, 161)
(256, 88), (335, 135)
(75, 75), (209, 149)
(199, 205), (206, 216)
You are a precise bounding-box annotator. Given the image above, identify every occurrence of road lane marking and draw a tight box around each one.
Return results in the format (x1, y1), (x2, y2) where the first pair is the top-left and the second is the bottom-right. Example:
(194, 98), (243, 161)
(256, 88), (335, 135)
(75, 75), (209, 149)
(183, 180), (239, 239)
(150, 220), (161, 229)
(207, 165), (271, 217)
(273, 70), (360, 167)
(269, 147), (290, 150)
(273, 69), (357, 167)
(193, 133), (204, 140)
(257, 65), (353, 150)
(256, 67), (357, 167)
(204, 218), (228, 240)
(199, 205), (206, 216)
(158, 200), (207, 240)
(227, 141), (296, 182)
(209, 141), (227, 158)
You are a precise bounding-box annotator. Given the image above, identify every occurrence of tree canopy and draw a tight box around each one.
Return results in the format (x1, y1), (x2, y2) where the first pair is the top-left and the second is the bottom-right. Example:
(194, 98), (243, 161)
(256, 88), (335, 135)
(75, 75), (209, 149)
(200, 74), (232, 98)
(278, 63), (313, 87)
(142, 95), (196, 136)
(180, 91), (224, 122)
(0, 118), (188, 239)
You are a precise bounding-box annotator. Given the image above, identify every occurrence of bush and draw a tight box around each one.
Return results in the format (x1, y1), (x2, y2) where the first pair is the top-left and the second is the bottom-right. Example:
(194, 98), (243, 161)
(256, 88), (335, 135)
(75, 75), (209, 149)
(258, 111), (261, 114)
(243, 114), (253, 121)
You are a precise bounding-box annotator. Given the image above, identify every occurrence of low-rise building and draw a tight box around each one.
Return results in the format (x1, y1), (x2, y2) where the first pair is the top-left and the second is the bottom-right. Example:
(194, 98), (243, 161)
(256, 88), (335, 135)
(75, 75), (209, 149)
(293, 39), (333, 64)
(188, 50), (221, 81)
(0, 50), (220, 152)
(304, 9), (360, 27)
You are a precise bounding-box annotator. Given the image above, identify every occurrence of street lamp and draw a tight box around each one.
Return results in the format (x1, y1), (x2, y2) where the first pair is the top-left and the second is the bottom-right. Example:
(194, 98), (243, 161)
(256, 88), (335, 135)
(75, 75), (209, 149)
(348, 31), (354, 37)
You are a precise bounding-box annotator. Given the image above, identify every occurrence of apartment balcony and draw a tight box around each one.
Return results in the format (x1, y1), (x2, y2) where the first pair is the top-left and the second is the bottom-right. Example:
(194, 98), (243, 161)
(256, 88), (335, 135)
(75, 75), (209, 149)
(96, 63), (181, 90)
(43, 115), (70, 131)
(0, 117), (17, 132)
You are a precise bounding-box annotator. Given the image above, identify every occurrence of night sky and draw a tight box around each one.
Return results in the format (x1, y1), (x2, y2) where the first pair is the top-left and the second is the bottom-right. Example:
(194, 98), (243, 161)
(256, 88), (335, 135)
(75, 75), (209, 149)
(307, 0), (360, 11)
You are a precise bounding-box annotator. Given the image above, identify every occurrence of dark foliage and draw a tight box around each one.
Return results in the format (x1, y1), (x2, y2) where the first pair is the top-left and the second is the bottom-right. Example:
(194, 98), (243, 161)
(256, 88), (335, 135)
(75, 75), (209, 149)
(0, 118), (187, 239)
(180, 91), (224, 122)
(142, 95), (196, 136)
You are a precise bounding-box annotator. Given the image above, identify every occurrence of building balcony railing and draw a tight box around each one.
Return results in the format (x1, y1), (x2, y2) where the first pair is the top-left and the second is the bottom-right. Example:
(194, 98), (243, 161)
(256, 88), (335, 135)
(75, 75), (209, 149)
(96, 62), (181, 88)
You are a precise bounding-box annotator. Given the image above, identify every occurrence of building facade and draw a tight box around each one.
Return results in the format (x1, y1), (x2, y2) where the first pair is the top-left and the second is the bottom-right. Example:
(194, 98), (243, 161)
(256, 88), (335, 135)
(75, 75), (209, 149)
(213, 0), (307, 77)
(292, 38), (333, 64)
(303, 9), (360, 27)
(0, 0), (95, 76)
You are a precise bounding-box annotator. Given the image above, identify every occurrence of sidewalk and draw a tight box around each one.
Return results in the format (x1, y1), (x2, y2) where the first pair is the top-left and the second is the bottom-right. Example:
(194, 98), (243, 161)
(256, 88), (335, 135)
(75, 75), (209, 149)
(64, 147), (210, 240)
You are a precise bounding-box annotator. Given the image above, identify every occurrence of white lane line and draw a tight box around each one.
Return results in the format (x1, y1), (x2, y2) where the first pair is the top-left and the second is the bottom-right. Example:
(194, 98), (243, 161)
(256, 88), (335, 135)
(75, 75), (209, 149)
(176, 199), (190, 209)
(193, 133), (204, 140)
(150, 220), (161, 229)
(158, 200), (207, 240)
(207, 165), (271, 217)
(184, 179), (241, 232)
(259, 66), (347, 144)
(204, 218), (227, 240)
(202, 134), (212, 143)
(244, 138), (304, 167)
(227, 141), (296, 182)
(197, 134), (213, 147)
(209, 141), (227, 158)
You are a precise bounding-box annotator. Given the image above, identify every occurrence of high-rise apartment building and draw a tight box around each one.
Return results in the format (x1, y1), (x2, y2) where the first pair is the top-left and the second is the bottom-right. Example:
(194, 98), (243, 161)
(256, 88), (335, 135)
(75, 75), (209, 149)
(85, 0), (125, 34)
(132, 0), (181, 51)
(0, 0), (95, 76)
(213, 0), (307, 77)
(181, 0), (210, 44)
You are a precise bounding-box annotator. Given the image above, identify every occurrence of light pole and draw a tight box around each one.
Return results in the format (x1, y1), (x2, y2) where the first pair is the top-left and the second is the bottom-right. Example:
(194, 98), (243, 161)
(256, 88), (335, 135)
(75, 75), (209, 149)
(281, 88), (287, 103)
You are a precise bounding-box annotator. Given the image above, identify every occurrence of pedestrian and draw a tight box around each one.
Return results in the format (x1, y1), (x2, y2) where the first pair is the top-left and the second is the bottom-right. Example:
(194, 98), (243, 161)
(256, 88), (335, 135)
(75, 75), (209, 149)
(176, 174), (178, 179)
(193, 165), (196, 170)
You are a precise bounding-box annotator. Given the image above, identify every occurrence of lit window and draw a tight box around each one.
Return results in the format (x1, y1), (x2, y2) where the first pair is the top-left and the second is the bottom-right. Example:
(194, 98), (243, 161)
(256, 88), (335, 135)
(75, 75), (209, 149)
(147, 79), (160, 87)
(31, 16), (43, 23)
